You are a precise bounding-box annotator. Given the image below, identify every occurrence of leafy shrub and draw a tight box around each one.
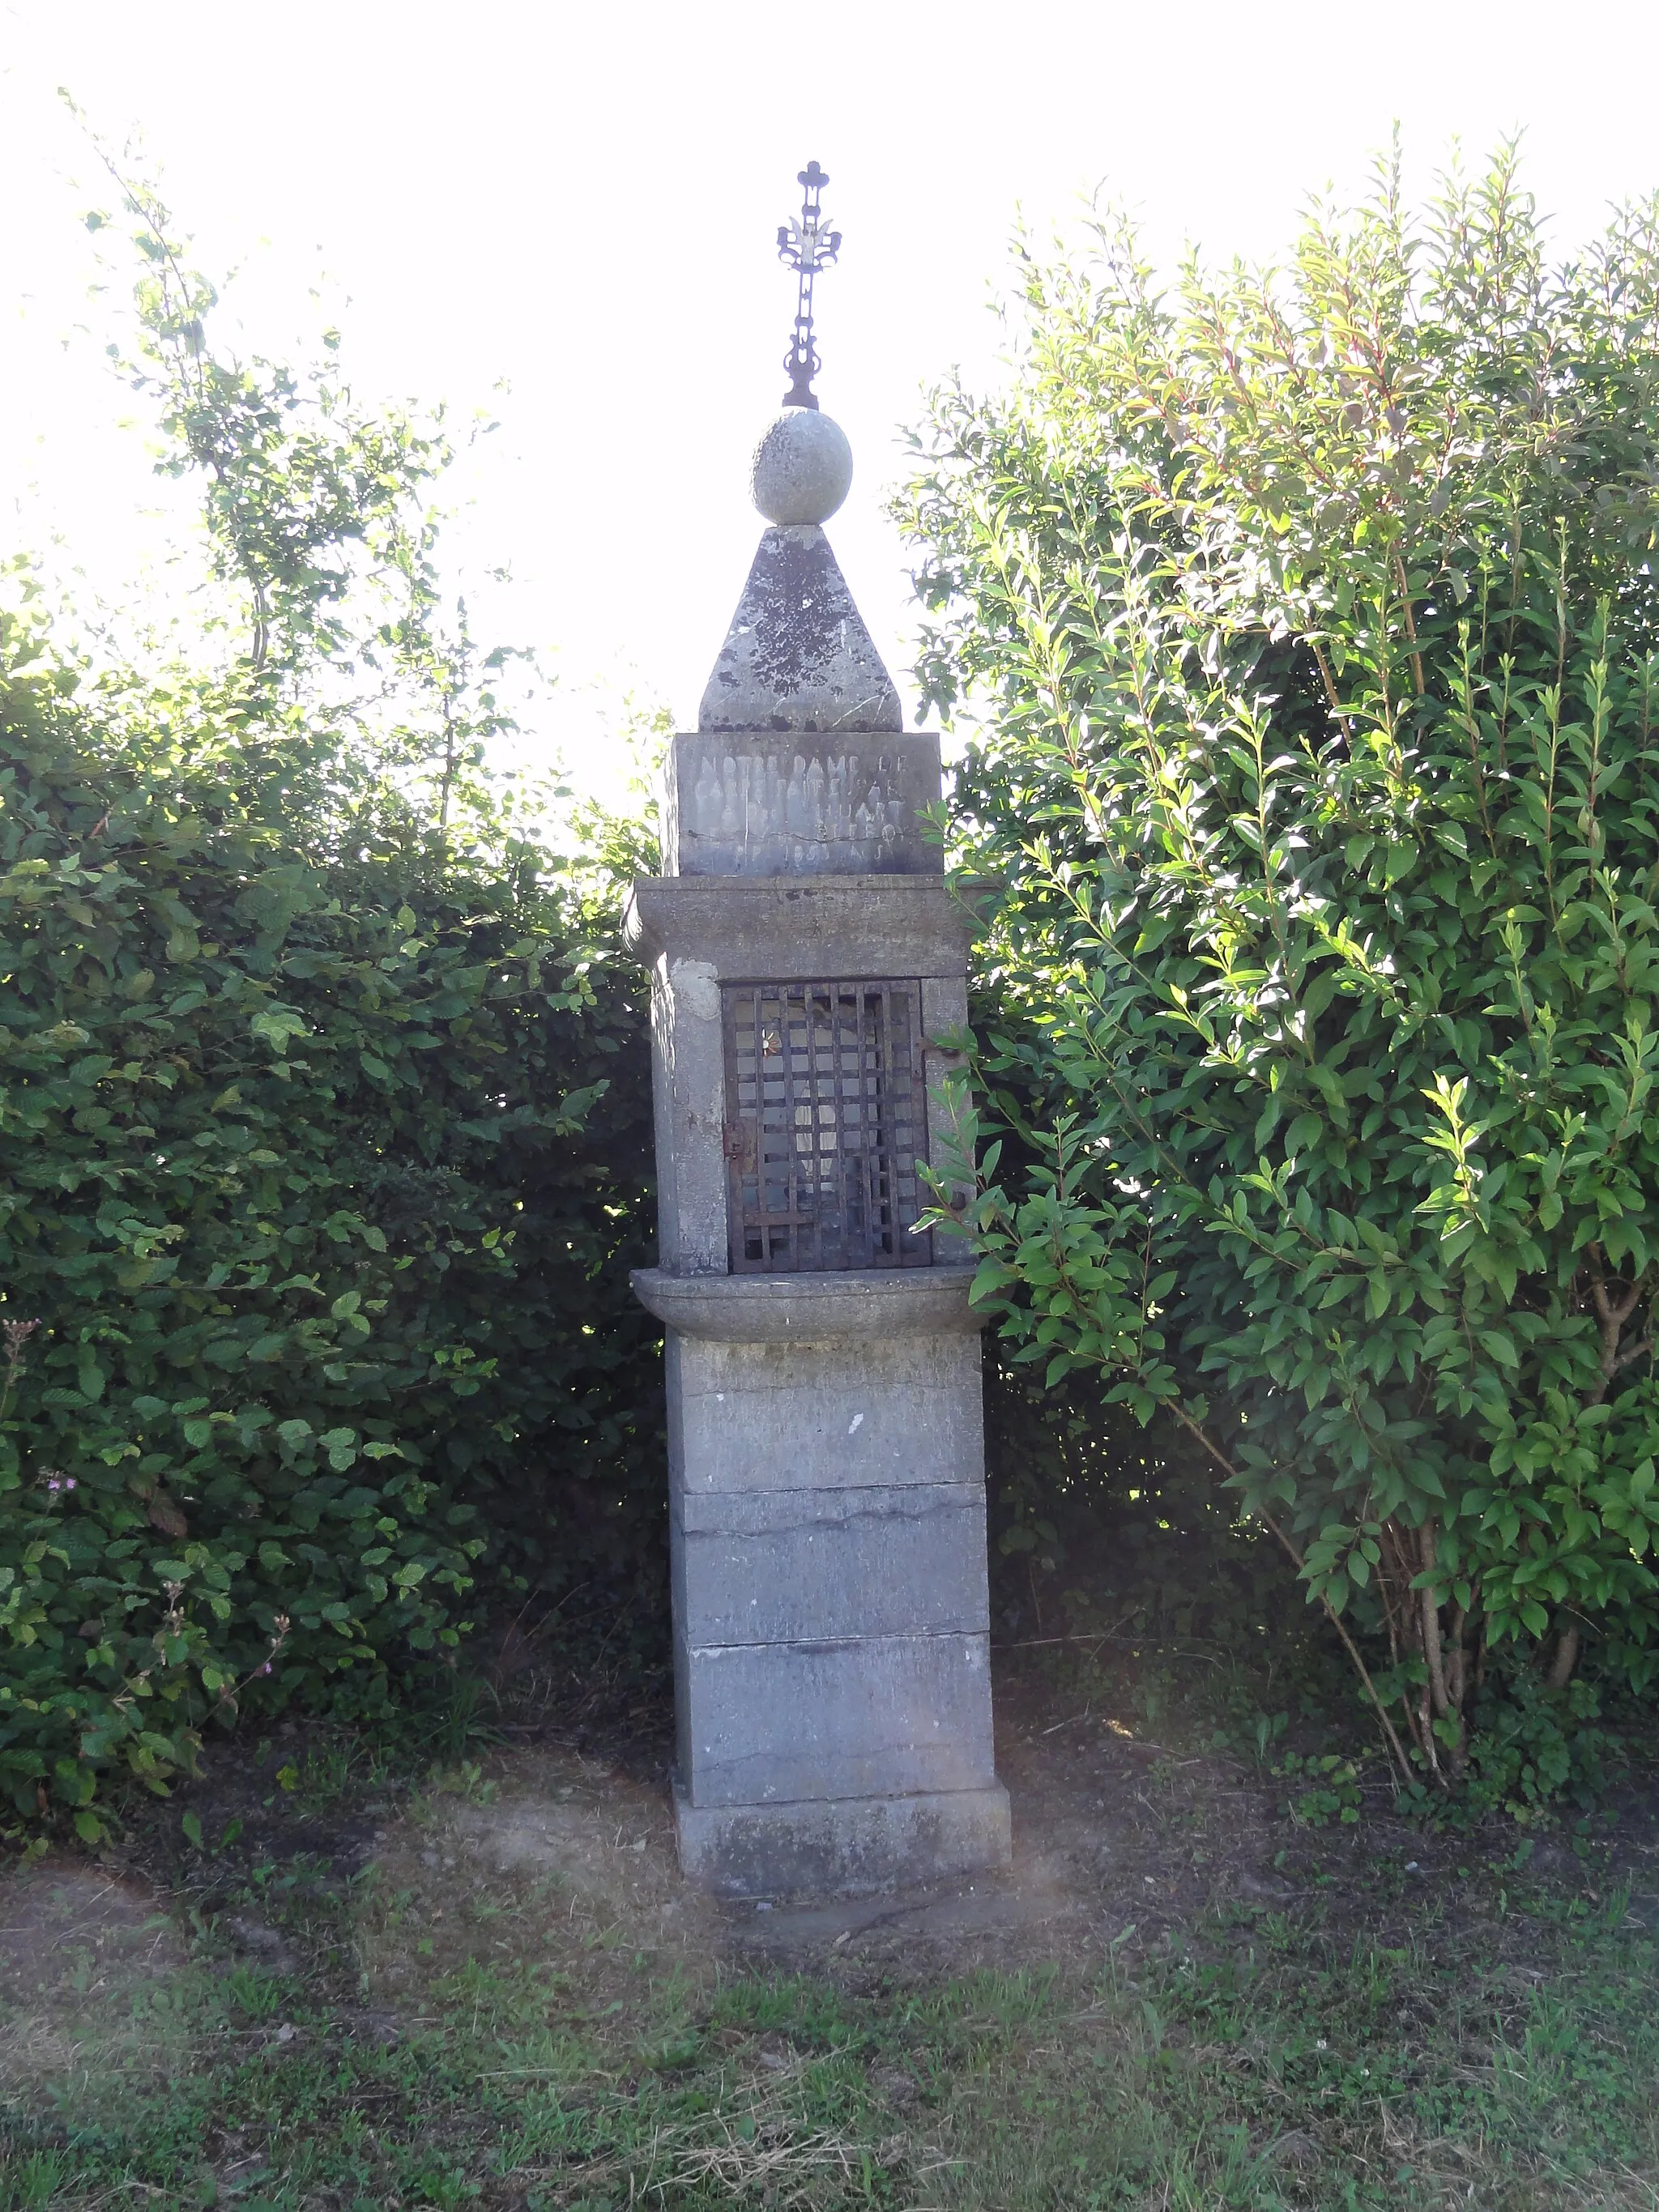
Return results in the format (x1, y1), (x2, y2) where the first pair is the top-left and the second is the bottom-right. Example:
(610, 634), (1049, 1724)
(1460, 1659), (1614, 1819)
(1274, 1753), (1364, 1828)
(902, 144), (1659, 1794)
(0, 165), (661, 1838)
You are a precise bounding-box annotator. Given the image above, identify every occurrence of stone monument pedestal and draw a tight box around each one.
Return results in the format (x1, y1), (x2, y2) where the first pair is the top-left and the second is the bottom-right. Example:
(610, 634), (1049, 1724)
(632, 1267), (1010, 1897)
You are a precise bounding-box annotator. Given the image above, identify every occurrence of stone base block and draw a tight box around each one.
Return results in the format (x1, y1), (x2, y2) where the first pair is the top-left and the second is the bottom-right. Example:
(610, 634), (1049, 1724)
(675, 1482), (989, 1646)
(673, 1779), (1012, 1899)
(680, 1630), (996, 1805)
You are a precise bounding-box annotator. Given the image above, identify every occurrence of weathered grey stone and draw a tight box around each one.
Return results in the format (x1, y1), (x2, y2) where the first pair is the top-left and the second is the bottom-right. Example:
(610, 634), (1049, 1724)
(665, 1331), (986, 1494)
(625, 873), (975, 982)
(697, 525), (901, 735)
(629, 881), (983, 1275)
(675, 1482), (990, 1645)
(919, 974), (978, 1226)
(678, 1630), (996, 1805)
(643, 953), (729, 1275)
(673, 1781), (1012, 1899)
(634, 1266), (983, 1341)
(749, 407), (853, 526)
(661, 731), (944, 877)
(920, 974), (970, 1044)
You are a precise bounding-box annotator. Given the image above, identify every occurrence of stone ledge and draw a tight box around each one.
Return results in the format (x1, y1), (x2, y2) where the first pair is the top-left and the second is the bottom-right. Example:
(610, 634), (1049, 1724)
(633, 1265), (987, 1343)
(622, 872), (975, 980)
(674, 1779), (1012, 1899)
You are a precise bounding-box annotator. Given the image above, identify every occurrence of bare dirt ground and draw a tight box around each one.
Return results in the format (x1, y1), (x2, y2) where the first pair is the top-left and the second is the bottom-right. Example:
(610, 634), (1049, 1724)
(6, 1655), (1659, 2210)
(19, 1653), (1657, 1997)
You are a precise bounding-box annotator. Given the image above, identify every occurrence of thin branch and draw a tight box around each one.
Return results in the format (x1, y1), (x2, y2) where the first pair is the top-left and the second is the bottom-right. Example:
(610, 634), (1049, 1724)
(1163, 1400), (1416, 1786)
(1392, 549), (1427, 697)
(1308, 639), (1354, 750)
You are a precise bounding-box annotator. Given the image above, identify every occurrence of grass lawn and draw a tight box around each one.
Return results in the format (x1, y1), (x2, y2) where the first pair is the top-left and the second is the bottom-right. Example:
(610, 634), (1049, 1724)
(3, 1656), (1657, 2210)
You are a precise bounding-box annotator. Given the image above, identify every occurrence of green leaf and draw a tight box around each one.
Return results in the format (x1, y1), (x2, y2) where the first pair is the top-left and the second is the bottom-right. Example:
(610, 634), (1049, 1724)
(250, 1008), (309, 1054)
(1285, 1112), (1322, 1157)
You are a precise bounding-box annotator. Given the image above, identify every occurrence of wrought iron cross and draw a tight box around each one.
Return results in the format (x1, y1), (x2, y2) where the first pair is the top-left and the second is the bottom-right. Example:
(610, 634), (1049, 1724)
(776, 160), (842, 411)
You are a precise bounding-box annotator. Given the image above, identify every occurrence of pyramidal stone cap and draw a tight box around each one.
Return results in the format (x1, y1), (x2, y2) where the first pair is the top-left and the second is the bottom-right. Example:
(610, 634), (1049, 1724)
(698, 526), (900, 734)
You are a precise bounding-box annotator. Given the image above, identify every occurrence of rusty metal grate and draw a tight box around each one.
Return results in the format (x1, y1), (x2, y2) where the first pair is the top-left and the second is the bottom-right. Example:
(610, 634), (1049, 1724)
(723, 979), (932, 1273)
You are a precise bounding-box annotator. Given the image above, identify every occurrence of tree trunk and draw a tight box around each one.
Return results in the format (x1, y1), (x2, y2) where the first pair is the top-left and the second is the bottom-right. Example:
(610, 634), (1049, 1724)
(1547, 1621), (1581, 1690)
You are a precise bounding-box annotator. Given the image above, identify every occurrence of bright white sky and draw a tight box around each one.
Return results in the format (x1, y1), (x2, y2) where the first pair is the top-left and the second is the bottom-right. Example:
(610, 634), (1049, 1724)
(4, 0), (1659, 793)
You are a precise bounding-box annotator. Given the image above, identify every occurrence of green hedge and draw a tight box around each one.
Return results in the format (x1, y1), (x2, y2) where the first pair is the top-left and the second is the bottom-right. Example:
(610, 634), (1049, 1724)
(0, 616), (660, 1838)
(900, 146), (1659, 1800)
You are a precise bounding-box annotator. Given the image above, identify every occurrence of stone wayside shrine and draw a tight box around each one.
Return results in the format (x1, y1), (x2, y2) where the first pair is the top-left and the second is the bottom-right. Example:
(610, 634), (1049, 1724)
(622, 164), (1011, 1898)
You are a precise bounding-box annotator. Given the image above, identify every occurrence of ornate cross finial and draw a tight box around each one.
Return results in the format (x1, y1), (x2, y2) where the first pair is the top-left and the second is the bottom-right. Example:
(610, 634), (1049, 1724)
(776, 160), (841, 411)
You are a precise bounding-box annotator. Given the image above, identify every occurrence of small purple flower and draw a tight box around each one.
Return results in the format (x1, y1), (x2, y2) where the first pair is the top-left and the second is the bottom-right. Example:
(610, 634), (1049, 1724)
(259, 1662), (272, 1675)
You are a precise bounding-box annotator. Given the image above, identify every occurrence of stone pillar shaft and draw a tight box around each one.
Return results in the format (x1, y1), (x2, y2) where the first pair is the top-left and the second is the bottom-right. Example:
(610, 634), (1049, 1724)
(625, 870), (1010, 1896)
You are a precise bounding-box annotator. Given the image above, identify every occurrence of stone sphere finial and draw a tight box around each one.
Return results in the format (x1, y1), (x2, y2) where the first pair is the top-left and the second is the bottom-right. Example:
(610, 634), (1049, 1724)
(750, 407), (853, 526)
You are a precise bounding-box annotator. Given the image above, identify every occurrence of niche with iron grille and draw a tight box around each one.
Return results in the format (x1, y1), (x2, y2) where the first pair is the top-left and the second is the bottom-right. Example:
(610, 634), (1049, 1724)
(723, 979), (932, 1273)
